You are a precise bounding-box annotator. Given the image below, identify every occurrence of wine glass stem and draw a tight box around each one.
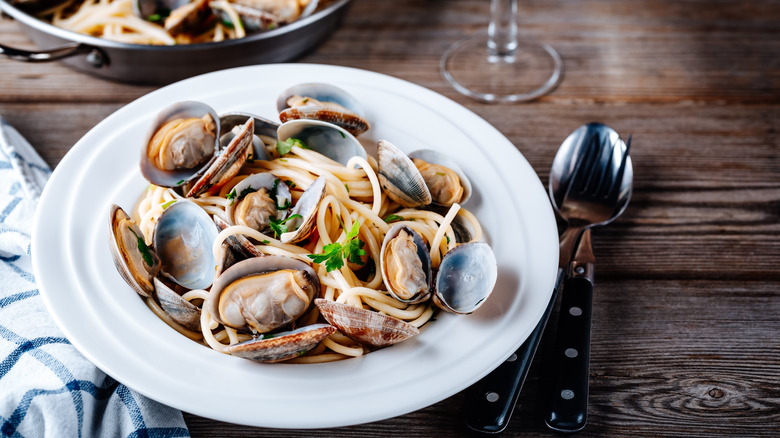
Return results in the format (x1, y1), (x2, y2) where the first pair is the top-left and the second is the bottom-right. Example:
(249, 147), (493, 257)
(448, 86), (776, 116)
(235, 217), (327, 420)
(488, 0), (518, 57)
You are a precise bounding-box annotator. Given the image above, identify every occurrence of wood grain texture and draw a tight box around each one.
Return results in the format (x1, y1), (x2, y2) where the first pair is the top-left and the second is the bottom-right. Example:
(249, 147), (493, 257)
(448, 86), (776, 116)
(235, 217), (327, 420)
(1, 0), (778, 436)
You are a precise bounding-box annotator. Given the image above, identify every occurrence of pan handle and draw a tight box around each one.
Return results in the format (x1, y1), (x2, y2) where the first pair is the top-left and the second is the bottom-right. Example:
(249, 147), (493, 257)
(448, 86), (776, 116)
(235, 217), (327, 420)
(0, 42), (107, 67)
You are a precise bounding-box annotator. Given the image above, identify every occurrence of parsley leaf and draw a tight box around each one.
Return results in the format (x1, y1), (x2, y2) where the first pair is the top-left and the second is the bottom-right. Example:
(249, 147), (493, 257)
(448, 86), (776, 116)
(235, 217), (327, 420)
(276, 138), (306, 156)
(307, 221), (366, 272)
(270, 179), (291, 210)
(269, 214), (302, 239)
(384, 214), (404, 223)
(129, 228), (154, 267)
(161, 200), (176, 210)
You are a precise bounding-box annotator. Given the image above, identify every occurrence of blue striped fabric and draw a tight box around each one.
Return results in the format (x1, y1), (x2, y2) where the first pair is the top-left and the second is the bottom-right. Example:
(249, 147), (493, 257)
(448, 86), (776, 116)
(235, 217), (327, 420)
(0, 118), (190, 438)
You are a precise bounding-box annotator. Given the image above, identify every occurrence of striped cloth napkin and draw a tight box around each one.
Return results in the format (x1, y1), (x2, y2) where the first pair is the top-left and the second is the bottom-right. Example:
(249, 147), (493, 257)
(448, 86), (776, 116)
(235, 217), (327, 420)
(0, 117), (190, 438)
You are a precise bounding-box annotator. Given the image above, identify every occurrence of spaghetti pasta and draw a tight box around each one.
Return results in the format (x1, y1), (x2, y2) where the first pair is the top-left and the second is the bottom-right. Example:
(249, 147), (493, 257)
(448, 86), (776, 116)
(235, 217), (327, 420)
(129, 138), (484, 363)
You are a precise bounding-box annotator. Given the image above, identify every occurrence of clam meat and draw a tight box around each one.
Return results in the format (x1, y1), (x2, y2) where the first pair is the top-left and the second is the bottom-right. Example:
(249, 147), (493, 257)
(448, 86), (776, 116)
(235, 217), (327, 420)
(147, 113), (216, 171)
(380, 224), (432, 304)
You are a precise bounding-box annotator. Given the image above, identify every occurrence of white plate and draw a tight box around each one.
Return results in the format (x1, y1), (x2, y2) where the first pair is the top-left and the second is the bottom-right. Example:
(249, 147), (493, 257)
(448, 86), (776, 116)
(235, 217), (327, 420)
(32, 64), (558, 428)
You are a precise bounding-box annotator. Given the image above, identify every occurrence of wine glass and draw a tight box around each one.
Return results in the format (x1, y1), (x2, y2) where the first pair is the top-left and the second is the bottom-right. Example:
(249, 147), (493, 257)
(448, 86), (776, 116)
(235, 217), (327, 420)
(441, 0), (563, 103)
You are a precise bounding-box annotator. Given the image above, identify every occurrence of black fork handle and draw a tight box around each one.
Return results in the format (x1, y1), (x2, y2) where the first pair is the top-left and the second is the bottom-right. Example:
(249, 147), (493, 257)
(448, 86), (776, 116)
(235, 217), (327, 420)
(464, 268), (564, 434)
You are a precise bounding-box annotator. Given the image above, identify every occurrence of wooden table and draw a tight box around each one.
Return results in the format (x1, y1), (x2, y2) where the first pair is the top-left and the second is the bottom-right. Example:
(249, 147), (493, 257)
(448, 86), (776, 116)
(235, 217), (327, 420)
(2, 0), (778, 436)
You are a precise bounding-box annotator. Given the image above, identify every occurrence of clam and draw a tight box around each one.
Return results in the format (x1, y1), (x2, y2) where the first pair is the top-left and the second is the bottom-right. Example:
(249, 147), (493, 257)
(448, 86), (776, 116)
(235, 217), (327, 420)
(153, 277), (201, 332)
(109, 204), (161, 298)
(379, 224), (432, 304)
(140, 101), (220, 189)
(229, 172), (292, 233)
(214, 216), (265, 259)
(376, 139), (431, 207)
(219, 112), (278, 162)
(223, 323), (335, 363)
(206, 255), (320, 334)
(277, 119), (367, 166)
(279, 175), (326, 244)
(409, 149), (472, 206)
(162, 0), (212, 36)
(276, 83), (370, 136)
(315, 299), (419, 347)
(186, 116), (254, 197)
(153, 199), (219, 290)
(432, 242), (497, 314)
(210, 2), (285, 33)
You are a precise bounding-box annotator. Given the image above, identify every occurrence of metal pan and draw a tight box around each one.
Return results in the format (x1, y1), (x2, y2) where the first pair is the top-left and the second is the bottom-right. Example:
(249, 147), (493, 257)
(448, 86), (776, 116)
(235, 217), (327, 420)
(0, 0), (351, 84)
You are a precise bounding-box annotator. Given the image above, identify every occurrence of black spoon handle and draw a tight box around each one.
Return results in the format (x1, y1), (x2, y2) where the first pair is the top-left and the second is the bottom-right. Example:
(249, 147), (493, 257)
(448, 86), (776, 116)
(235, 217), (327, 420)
(544, 272), (594, 432)
(464, 269), (563, 434)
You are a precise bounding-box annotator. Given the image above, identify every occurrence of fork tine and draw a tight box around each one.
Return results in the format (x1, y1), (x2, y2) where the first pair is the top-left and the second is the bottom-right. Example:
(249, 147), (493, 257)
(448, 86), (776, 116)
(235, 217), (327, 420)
(607, 134), (632, 200)
(560, 129), (599, 204)
(590, 133), (618, 197)
(569, 130), (600, 195)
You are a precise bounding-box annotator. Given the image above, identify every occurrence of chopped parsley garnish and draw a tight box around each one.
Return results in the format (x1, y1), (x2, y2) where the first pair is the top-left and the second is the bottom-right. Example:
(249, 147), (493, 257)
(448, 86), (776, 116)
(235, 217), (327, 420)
(261, 240), (270, 245)
(435, 172), (447, 176)
(129, 228), (154, 267)
(147, 13), (163, 22)
(302, 98), (309, 104)
(339, 131), (345, 138)
(239, 186), (257, 199)
(176, 179), (186, 186)
(384, 214), (403, 223)
(283, 180), (296, 189)
(276, 138), (307, 156)
(269, 214), (302, 239)
(161, 200), (176, 210)
(307, 221), (366, 272)
(226, 189), (237, 201)
(221, 19), (234, 29)
(344, 184), (350, 193)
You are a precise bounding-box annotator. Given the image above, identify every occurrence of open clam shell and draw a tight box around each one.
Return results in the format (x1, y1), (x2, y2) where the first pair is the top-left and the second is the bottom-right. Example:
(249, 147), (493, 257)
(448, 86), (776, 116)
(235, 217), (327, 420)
(186, 117), (254, 197)
(214, 216), (265, 260)
(140, 101), (220, 189)
(206, 255), (320, 334)
(276, 82), (370, 136)
(380, 224), (432, 304)
(277, 119), (367, 166)
(376, 139), (431, 208)
(153, 199), (219, 290)
(153, 277), (201, 332)
(408, 149), (472, 206)
(223, 323), (335, 363)
(315, 299), (420, 347)
(280, 175), (326, 244)
(109, 204), (160, 298)
(433, 242), (497, 314)
(219, 112), (278, 162)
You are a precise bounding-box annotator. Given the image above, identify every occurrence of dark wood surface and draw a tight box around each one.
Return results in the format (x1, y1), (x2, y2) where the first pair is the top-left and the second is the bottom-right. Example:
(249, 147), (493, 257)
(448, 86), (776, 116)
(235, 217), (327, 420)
(2, 0), (778, 436)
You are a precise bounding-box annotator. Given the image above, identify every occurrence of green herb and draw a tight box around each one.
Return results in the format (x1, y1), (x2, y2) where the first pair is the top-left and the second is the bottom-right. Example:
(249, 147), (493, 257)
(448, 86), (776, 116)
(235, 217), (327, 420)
(276, 138), (306, 156)
(270, 179), (291, 210)
(283, 180), (296, 189)
(161, 200), (176, 210)
(221, 19), (234, 29)
(261, 240), (270, 245)
(129, 229), (154, 267)
(302, 98), (309, 104)
(446, 235), (450, 244)
(239, 186), (257, 199)
(344, 184), (350, 193)
(269, 214), (302, 239)
(435, 172), (446, 176)
(176, 179), (186, 186)
(307, 221), (366, 272)
(383, 214), (404, 223)
(147, 13), (162, 22)
(226, 189), (237, 201)
(267, 23), (277, 30)
(339, 131), (345, 138)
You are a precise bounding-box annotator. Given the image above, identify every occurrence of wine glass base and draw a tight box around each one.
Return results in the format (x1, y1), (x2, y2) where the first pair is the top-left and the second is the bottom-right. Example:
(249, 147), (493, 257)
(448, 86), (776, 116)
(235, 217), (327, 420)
(441, 34), (563, 103)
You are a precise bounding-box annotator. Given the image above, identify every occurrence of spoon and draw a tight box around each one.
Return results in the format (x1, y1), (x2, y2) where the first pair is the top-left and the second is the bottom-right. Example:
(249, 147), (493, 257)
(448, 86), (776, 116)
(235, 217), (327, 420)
(544, 122), (632, 432)
(464, 122), (632, 434)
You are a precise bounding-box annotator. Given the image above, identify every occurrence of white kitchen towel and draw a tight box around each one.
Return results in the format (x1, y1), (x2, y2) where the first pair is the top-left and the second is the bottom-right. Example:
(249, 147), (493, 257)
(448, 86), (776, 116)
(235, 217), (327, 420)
(0, 117), (190, 438)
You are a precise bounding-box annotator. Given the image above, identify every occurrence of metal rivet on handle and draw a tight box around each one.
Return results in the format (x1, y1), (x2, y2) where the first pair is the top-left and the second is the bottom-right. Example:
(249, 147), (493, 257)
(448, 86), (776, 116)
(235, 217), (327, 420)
(486, 392), (500, 402)
(561, 390), (575, 400)
(565, 348), (578, 358)
(569, 306), (583, 316)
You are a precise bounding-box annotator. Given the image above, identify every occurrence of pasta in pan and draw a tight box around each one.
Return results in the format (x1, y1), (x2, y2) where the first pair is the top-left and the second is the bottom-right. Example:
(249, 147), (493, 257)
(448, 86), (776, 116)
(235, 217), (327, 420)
(108, 83), (497, 364)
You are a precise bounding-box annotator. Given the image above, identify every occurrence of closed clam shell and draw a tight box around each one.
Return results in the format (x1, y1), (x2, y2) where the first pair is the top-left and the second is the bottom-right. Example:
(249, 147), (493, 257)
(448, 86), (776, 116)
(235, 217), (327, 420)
(433, 242), (497, 314)
(153, 277), (201, 332)
(408, 149), (472, 206)
(376, 139), (431, 208)
(224, 323), (336, 363)
(276, 82), (370, 136)
(277, 119), (367, 166)
(140, 101), (220, 189)
(108, 204), (160, 298)
(379, 224), (432, 304)
(315, 298), (420, 347)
